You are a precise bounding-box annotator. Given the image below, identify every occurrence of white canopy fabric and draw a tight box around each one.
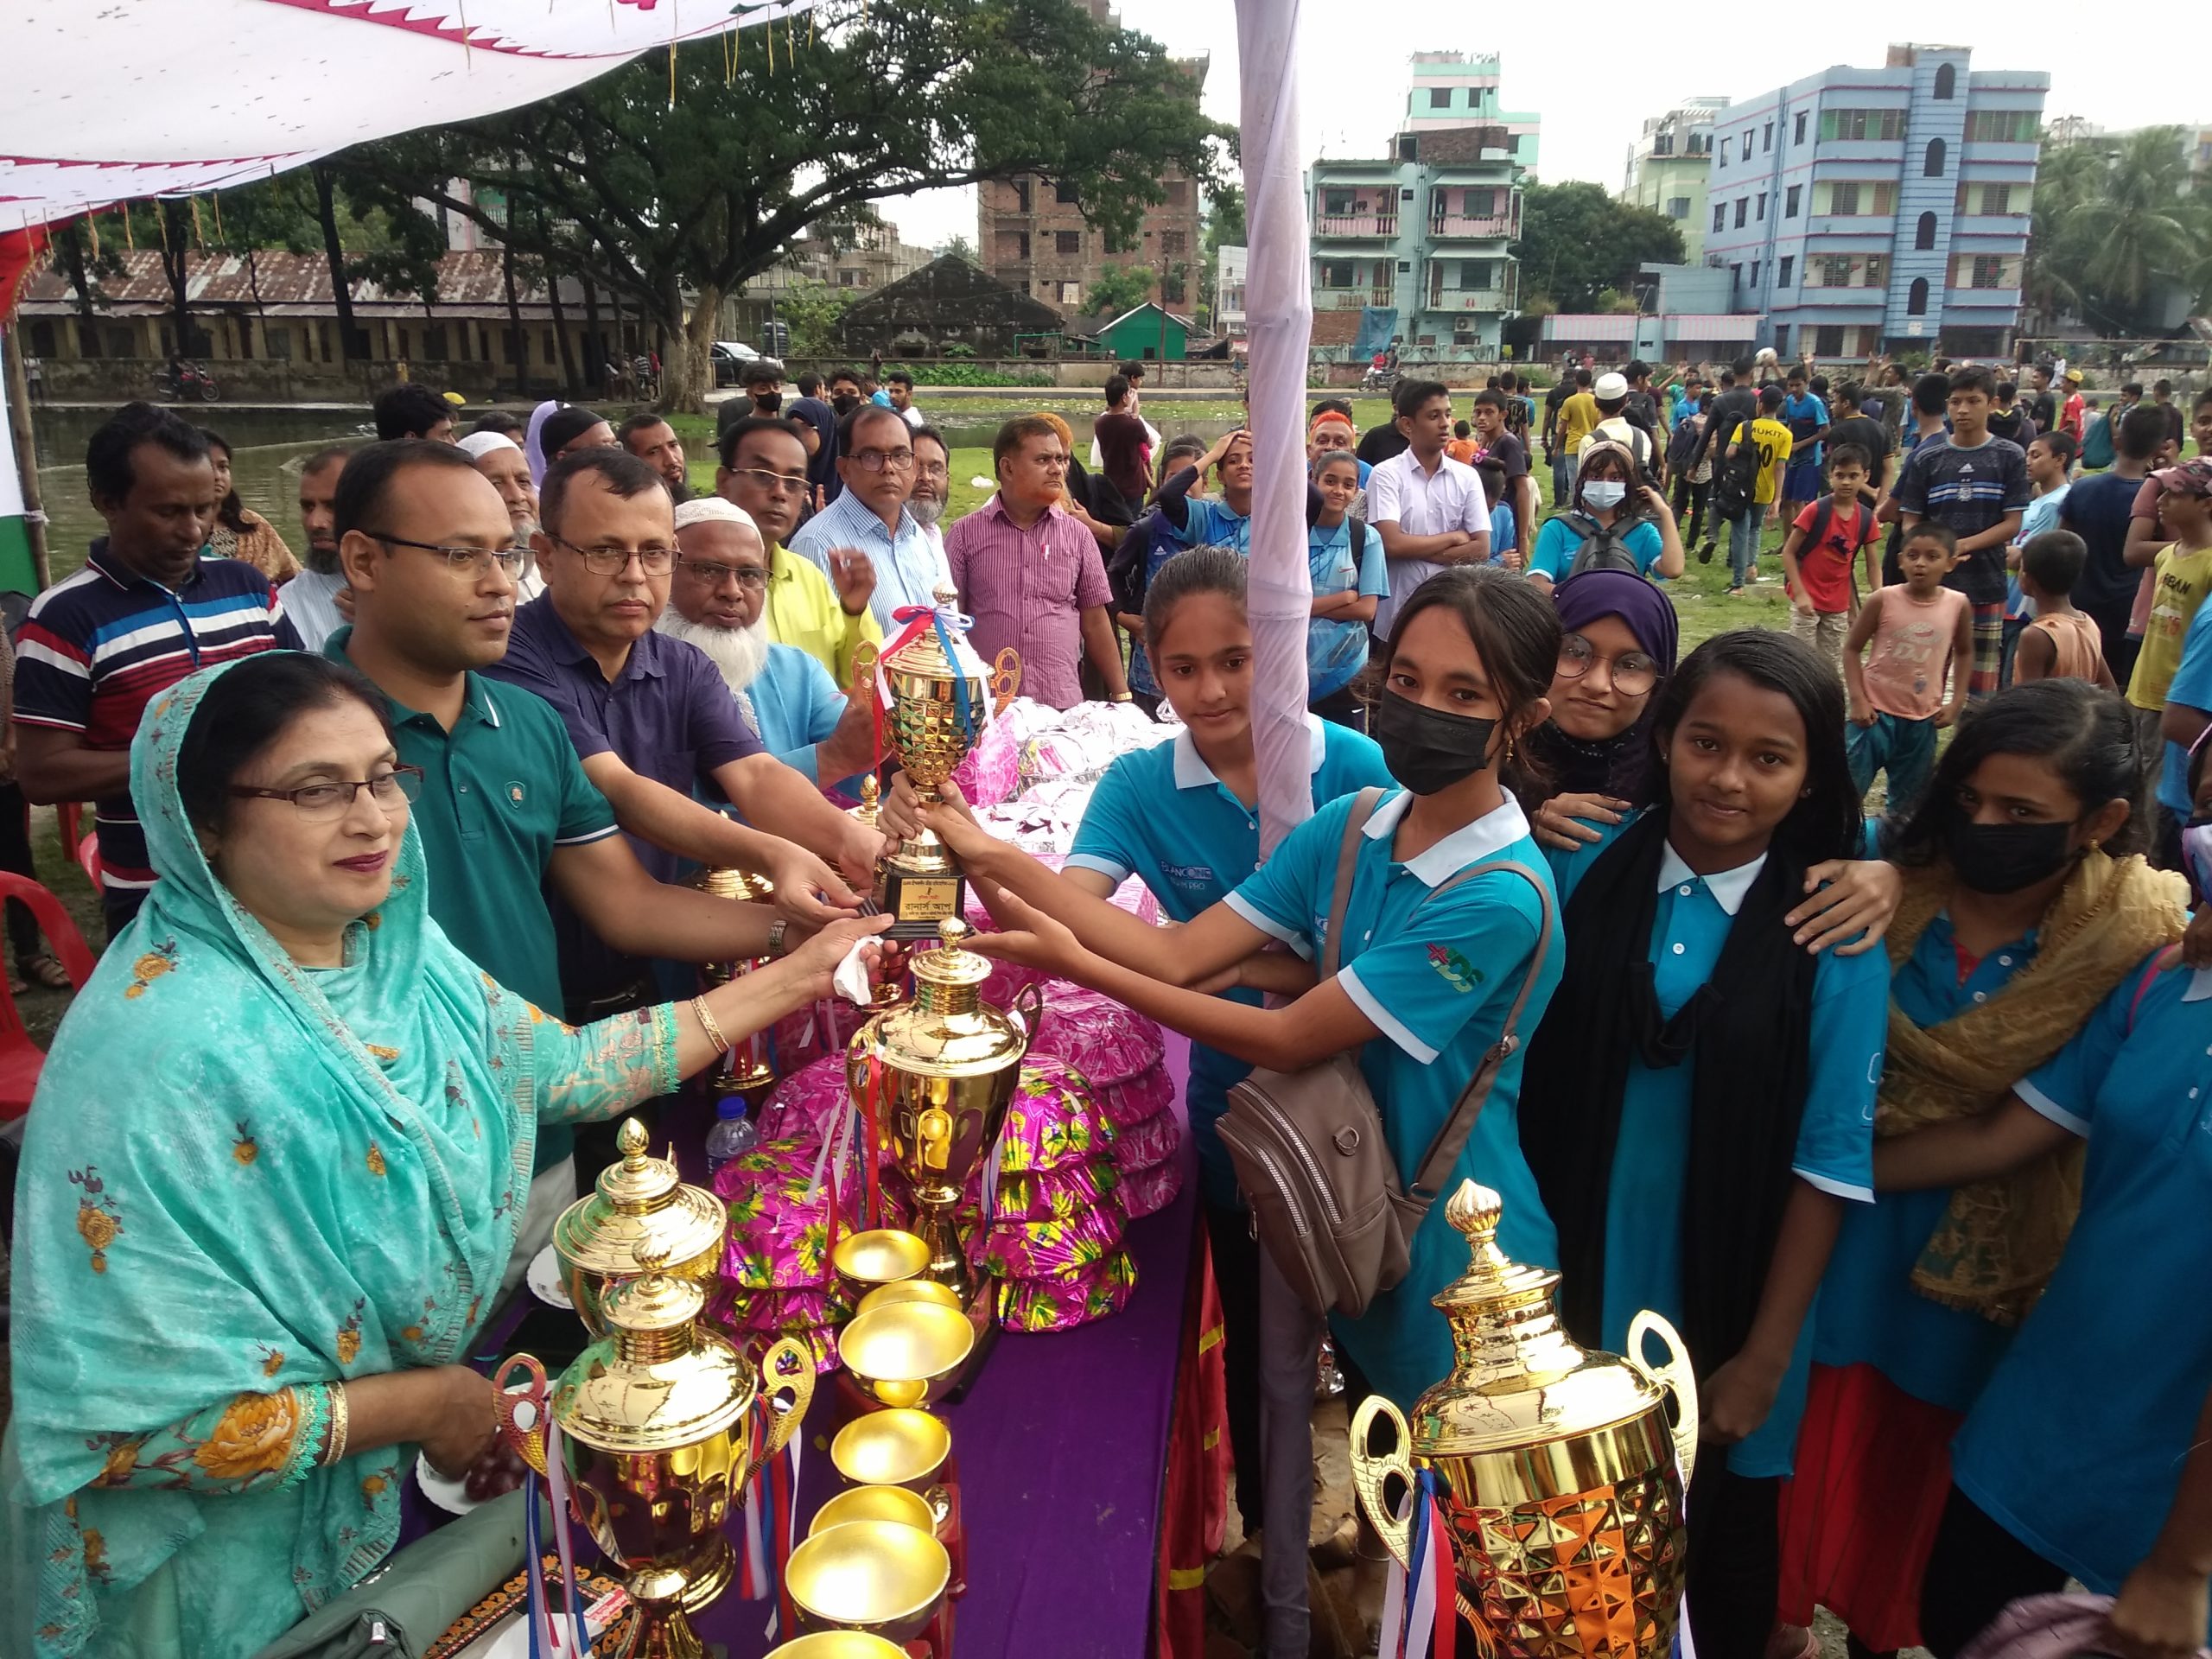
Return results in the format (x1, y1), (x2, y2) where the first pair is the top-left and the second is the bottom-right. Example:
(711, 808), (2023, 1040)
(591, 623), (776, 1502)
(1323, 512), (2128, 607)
(1234, 0), (1315, 858)
(0, 0), (813, 232)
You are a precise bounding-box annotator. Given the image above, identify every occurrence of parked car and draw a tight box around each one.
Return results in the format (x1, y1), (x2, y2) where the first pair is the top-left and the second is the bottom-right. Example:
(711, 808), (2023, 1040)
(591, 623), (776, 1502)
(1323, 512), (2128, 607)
(710, 340), (760, 387)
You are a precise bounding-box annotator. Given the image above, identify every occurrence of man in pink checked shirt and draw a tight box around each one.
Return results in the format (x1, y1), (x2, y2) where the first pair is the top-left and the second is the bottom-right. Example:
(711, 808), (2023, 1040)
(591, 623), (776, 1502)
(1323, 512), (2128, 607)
(944, 416), (1133, 709)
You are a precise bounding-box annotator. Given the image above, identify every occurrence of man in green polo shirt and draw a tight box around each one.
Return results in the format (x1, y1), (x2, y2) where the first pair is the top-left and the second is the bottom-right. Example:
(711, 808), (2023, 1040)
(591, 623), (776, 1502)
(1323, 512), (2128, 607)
(328, 441), (798, 1286)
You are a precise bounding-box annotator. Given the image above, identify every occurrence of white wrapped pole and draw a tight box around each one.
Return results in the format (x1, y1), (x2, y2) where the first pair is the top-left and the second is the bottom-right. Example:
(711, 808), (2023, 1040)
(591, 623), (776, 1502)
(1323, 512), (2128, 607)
(1236, 0), (1315, 860)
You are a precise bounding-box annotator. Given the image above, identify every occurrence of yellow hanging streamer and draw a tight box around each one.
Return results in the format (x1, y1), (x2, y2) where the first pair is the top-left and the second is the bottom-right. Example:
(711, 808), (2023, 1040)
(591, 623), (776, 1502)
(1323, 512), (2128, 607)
(766, 12), (774, 73)
(190, 196), (206, 251)
(85, 210), (99, 260)
(668, 40), (677, 109)
(123, 208), (134, 253)
(211, 193), (225, 245)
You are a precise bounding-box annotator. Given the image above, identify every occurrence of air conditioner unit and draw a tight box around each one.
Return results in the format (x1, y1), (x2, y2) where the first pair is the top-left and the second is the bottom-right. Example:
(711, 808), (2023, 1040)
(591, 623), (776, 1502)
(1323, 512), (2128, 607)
(1453, 315), (1478, 334)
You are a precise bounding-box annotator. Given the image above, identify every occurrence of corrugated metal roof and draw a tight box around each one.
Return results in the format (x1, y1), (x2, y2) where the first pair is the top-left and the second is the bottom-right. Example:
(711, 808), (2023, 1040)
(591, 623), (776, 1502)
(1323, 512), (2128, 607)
(17, 249), (580, 315)
(1664, 315), (1759, 340)
(1541, 315), (1637, 341)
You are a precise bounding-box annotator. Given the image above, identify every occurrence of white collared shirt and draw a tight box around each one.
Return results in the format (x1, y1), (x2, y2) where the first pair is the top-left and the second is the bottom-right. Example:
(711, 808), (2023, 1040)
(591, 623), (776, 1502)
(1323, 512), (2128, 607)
(1363, 447), (1491, 634)
(1656, 843), (1769, 915)
(1360, 787), (1532, 887)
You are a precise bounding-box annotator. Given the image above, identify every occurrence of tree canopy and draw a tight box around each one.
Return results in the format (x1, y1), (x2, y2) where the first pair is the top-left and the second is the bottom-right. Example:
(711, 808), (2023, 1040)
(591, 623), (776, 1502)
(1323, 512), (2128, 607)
(1084, 263), (1155, 317)
(2030, 128), (2208, 334)
(1510, 182), (1686, 313)
(332, 0), (1225, 406)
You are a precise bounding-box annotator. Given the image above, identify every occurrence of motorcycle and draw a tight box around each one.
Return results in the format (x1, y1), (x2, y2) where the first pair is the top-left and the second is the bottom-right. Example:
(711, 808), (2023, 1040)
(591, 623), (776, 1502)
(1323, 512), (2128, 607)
(1359, 364), (1397, 394)
(156, 360), (220, 403)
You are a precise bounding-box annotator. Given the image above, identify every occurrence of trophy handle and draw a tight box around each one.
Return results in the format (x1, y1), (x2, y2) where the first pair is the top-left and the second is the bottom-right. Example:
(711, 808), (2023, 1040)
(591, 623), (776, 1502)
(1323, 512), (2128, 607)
(989, 647), (1022, 715)
(492, 1353), (551, 1478)
(1347, 1395), (1416, 1572)
(1008, 982), (1044, 1061)
(850, 640), (880, 699)
(758, 1337), (816, 1458)
(1626, 1309), (1700, 1488)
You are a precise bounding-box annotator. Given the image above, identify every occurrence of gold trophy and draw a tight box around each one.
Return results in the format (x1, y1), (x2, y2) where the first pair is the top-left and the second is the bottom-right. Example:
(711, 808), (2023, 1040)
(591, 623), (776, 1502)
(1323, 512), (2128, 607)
(847, 918), (1041, 1312)
(852, 591), (1020, 940)
(694, 866), (779, 1103)
(1350, 1182), (1699, 1659)
(507, 1243), (816, 1659)
(553, 1117), (728, 1337)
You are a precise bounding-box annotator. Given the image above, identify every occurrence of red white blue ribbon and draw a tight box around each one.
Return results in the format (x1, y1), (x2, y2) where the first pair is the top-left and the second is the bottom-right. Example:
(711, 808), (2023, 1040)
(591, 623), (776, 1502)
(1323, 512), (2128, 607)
(1377, 1469), (1456, 1659)
(523, 1421), (593, 1659)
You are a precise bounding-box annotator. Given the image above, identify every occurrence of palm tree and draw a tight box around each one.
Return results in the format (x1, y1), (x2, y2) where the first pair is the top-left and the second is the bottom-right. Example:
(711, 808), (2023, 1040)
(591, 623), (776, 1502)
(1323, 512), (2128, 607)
(2075, 128), (2198, 328)
(2024, 141), (2101, 320)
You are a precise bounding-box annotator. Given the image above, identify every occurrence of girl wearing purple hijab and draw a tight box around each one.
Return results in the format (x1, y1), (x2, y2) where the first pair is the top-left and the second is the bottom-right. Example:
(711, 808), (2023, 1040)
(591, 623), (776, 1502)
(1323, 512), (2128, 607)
(1529, 569), (1902, 953)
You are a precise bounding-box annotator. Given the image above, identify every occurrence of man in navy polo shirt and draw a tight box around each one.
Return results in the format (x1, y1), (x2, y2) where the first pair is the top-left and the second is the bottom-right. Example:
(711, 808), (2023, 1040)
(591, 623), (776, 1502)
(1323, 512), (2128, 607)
(491, 448), (887, 1008)
(16, 404), (296, 938)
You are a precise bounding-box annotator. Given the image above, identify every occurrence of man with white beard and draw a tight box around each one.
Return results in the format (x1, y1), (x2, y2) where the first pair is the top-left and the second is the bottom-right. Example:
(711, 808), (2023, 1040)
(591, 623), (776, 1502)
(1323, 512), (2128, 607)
(664, 497), (874, 791)
(459, 429), (548, 601)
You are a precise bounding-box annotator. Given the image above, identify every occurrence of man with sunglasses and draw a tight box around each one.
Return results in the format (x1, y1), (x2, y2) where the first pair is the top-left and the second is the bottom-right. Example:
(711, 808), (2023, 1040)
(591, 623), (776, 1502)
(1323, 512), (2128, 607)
(490, 448), (887, 996)
(715, 416), (880, 685)
(327, 439), (803, 1218)
(787, 403), (952, 631)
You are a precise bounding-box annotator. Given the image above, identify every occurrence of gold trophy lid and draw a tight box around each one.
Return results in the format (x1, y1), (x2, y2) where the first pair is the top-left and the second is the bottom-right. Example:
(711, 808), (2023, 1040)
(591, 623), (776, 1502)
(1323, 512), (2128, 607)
(881, 588), (988, 689)
(855, 919), (1030, 1077)
(554, 1243), (758, 1453)
(1407, 1180), (1668, 1457)
(552, 1118), (728, 1278)
(908, 918), (990, 991)
(852, 774), (883, 827)
(696, 865), (772, 902)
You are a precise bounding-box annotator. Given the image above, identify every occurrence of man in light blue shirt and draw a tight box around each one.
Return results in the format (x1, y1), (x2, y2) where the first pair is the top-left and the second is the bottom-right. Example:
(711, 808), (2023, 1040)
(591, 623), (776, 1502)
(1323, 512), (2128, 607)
(788, 404), (951, 631)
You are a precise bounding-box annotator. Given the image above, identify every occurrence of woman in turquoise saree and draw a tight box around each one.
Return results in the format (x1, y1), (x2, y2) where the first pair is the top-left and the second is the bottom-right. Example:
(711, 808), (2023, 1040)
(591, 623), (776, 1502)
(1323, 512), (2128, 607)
(3, 653), (885, 1658)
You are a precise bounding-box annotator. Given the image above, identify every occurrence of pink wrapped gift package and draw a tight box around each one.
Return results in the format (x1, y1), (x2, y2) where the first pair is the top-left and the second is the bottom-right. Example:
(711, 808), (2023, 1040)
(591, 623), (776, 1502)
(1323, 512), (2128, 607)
(992, 1160), (1122, 1224)
(1031, 987), (1163, 1089)
(1096, 1063), (1173, 1130)
(1116, 1155), (1184, 1218)
(978, 1199), (1126, 1281)
(948, 710), (1020, 808)
(719, 1136), (859, 1291)
(756, 1053), (852, 1147)
(1108, 1106), (1183, 1175)
(991, 1056), (1116, 1174)
(996, 1248), (1139, 1332)
(719, 1283), (852, 1335)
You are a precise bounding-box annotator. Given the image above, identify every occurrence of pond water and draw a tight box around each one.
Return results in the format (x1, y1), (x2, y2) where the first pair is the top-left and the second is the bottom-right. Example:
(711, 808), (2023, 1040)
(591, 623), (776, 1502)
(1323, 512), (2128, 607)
(30, 405), (372, 582)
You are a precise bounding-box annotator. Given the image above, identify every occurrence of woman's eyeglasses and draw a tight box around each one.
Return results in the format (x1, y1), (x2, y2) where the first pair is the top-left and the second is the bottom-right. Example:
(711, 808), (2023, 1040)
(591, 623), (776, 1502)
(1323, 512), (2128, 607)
(232, 766), (424, 820)
(1556, 634), (1660, 696)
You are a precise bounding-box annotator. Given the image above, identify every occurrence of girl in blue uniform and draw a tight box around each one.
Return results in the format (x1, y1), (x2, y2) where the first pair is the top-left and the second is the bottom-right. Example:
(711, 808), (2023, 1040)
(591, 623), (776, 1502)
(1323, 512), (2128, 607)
(932, 567), (1562, 1659)
(1874, 735), (2212, 1659)
(1516, 629), (1889, 1659)
(925, 545), (1394, 1549)
(1781, 680), (2181, 1657)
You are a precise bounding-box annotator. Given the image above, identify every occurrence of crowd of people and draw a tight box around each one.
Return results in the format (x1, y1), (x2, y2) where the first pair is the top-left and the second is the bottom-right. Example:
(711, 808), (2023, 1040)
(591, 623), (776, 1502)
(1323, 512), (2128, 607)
(0, 351), (2208, 1659)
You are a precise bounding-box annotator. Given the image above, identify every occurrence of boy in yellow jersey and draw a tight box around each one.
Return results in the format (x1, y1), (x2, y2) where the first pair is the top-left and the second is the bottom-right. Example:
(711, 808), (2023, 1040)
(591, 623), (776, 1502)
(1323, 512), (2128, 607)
(1557, 368), (1601, 486)
(2124, 456), (2212, 857)
(1720, 385), (1796, 593)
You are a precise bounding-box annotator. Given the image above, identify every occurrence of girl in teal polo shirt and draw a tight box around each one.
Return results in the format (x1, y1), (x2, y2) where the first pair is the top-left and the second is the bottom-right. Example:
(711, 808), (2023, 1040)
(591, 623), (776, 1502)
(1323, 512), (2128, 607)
(1516, 629), (1888, 1659)
(926, 545), (1393, 1546)
(1874, 735), (2212, 1659)
(1780, 680), (2182, 1657)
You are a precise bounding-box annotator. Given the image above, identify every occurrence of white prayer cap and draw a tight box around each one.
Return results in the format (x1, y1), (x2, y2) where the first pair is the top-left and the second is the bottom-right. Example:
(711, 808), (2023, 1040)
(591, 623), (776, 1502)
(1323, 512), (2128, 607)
(458, 431), (522, 461)
(673, 497), (760, 536)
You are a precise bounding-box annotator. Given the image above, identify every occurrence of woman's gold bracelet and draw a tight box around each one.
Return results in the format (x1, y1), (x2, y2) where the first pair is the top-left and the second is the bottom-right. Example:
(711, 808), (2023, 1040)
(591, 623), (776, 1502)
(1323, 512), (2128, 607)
(323, 1381), (351, 1467)
(692, 995), (732, 1055)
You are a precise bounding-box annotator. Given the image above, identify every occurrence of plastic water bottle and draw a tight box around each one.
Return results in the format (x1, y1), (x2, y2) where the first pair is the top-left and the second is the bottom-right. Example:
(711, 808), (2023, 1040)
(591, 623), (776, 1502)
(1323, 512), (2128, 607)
(703, 1095), (757, 1177)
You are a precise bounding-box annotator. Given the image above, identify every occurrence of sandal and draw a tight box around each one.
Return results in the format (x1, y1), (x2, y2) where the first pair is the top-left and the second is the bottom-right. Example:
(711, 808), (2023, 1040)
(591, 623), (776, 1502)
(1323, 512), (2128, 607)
(22, 952), (71, 991)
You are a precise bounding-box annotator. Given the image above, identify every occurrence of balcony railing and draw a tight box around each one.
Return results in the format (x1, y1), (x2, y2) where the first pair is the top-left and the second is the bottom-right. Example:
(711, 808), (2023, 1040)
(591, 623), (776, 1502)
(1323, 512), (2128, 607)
(1314, 213), (1398, 238)
(1316, 287), (1397, 310)
(1428, 214), (1516, 239)
(1426, 288), (1515, 312)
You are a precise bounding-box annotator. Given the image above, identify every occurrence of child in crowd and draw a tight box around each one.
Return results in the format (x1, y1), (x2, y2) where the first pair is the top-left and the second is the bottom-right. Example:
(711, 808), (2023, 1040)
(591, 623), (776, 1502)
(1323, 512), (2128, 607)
(1780, 443), (1880, 671)
(1519, 629), (1885, 1659)
(2012, 531), (2113, 688)
(1844, 524), (1973, 811)
(2001, 430), (2079, 684)
(1720, 385), (1795, 594)
(1306, 450), (1389, 729)
(1781, 679), (2183, 1658)
(1477, 455), (1517, 570)
(2123, 457), (2212, 862)
(1446, 418), (1480, 465)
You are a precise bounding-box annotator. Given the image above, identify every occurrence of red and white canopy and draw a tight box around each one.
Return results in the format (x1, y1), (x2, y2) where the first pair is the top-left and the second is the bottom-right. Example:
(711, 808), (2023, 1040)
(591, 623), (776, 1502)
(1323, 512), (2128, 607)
(0, 0), (811, 232)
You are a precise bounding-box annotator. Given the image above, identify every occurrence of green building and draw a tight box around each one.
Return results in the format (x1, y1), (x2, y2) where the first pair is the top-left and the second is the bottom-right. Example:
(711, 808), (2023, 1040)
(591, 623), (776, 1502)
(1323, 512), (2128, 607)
(1067, 302), (1192, 361)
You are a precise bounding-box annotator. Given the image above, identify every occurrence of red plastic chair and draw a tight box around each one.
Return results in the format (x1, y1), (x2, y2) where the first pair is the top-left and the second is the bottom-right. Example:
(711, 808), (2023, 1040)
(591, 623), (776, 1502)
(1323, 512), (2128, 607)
(76, 827), (100, 887)
(56, 801), (82, 851)
(0, 870), (98, 1122)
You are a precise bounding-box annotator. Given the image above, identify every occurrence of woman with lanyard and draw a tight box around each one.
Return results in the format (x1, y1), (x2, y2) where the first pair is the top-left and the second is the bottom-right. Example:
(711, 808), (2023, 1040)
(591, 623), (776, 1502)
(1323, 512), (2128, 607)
(924, 566), (1563, 1659)
(911, 545), (1392, 1607)
(1786, 683), (2192, 1659)
(1516, 629), (1889, 1659)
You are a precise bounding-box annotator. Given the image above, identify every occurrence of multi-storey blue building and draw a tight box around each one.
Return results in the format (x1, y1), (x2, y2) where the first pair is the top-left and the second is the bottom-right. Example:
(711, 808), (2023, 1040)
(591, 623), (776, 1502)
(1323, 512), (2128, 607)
(1702, 44), (2047, 360)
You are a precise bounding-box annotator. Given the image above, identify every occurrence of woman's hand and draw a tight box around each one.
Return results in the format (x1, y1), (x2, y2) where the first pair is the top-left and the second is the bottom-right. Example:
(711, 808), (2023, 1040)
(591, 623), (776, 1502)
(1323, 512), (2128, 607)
(785, 913), (893, 1000)
(913, 796), (1002, 874)
(1788, 858), (1900, 955)
(881, 772), (972, 842)
(1531, 793), (1627, 852)
(2101, 1554), (2211, 1659)
(764, 842), (864, 927)
(419, 1367), (501, 1480)
(960, 878), (1087, 980)
(1699, 1350), (1786, 1446)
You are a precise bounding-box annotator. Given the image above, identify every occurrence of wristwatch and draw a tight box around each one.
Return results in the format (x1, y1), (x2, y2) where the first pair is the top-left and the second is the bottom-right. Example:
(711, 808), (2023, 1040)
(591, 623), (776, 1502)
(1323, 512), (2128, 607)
(1109, 691), (1134, 703)
(767, 918), (789, 957)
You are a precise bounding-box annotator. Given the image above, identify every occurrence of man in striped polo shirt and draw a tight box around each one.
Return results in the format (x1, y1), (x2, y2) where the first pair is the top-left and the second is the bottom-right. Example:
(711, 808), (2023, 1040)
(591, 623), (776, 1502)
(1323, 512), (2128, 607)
(16, 404), (297, 938)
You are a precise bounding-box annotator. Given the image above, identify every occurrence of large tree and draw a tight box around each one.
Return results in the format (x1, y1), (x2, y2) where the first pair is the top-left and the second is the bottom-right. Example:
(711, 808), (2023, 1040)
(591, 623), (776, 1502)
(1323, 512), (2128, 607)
(2030, 128), (2202, 334)
(333, 0), (1225, 409)
(1510, 182), (1686, 314)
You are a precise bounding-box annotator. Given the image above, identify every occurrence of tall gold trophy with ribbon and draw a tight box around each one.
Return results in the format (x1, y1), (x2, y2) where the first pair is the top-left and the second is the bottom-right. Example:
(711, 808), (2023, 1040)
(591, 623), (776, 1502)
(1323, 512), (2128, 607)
(1350, 1182), (1699, 1658)
(852, 590), (1019, 941)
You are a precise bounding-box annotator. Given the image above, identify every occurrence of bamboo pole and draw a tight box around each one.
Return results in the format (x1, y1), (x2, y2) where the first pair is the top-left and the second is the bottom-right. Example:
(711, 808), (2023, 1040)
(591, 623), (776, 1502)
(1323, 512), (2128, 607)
(4, 333), (53, 590)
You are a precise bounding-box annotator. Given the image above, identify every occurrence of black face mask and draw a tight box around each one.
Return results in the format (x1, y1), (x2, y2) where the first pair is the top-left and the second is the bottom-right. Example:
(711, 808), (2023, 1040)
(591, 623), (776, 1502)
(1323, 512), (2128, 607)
(1374, 692), (1497, 796)
(1945, 815), (2075, 894)
(831, 392), (860, 416)
(752, 391), (782, 414)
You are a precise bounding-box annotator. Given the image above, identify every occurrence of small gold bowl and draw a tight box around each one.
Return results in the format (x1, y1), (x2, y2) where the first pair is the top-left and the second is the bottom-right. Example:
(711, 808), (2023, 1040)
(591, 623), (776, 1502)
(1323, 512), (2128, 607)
(830, 1408), (951, 1491)
(839, 1300), (977, 1409)
(764, 1630), (910, 1659)
(809, 1483), (938, 1538)
(831, 1229), (930, 1304)
(786, 1519), (950, 1643)
(855, 1277), (963, 1318)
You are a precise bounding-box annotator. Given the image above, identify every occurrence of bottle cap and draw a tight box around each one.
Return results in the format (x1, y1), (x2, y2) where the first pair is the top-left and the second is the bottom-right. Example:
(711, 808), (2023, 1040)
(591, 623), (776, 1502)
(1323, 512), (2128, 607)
(715, 1095), (749, 1119)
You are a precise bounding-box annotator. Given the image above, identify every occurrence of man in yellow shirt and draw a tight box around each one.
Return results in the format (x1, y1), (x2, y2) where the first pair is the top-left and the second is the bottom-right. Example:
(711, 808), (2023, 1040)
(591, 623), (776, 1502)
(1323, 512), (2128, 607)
(1556, 368), (1601, 490)
(1719, 385), (1796, 594)
(716, 416), (880, 688)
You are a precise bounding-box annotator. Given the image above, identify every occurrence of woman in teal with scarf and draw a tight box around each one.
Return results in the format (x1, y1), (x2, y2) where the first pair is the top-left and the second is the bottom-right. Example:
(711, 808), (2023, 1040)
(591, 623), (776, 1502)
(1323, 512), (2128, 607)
(3, 653), (884, 1659)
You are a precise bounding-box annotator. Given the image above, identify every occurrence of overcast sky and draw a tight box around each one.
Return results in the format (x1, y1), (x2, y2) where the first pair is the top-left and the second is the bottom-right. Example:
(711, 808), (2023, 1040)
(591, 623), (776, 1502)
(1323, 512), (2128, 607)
(877, 9), (2196, 251)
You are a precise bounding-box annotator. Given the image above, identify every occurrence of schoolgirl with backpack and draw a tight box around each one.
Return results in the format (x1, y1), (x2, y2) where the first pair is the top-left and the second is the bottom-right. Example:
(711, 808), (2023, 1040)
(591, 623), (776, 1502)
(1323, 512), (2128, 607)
(1529, 438), (1687, 589)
